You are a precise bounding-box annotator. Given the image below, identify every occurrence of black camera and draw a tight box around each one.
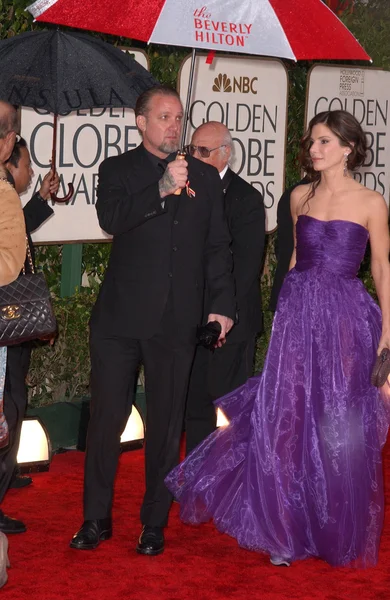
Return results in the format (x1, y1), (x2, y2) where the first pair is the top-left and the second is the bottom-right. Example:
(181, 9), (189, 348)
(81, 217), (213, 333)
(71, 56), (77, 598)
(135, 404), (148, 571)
(196, 321), (221, 350)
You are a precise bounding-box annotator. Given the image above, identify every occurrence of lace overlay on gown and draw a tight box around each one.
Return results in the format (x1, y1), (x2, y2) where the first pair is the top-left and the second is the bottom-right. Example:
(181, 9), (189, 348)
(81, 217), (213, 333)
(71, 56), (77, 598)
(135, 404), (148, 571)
(166, 215), (390, 567)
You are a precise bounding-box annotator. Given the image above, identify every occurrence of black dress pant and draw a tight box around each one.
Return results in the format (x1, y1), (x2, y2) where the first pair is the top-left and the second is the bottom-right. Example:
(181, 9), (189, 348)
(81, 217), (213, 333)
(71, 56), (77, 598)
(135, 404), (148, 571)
(85, 299), (196, 527)
(185, 336), (256, 455)
(0, 345), (31, 504)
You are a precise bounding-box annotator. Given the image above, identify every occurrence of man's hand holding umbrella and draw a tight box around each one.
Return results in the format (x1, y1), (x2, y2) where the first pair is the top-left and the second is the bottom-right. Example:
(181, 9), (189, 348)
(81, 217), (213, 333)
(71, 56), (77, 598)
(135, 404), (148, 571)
(38, 170), (60, 201)
(158, 158), (188, 198)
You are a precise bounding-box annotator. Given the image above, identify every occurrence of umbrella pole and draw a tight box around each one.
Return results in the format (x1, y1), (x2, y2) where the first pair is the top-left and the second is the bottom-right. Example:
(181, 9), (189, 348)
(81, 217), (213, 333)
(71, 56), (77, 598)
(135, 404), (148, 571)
(180, 47), (196, 150)
(51, 113), (58, 174)
(50, 113), (74, 203)
(173, 48), (196, 196)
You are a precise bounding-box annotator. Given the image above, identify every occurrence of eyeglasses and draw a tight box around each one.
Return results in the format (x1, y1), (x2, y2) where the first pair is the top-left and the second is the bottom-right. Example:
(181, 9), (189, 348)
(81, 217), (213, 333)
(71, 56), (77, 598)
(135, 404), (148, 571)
(185, 144), (227, 158)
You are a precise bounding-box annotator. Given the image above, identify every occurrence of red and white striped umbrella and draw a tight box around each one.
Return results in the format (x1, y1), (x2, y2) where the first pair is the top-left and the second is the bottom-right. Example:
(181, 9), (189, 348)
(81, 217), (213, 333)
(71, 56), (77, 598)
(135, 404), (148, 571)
(28, 0), (370, 61)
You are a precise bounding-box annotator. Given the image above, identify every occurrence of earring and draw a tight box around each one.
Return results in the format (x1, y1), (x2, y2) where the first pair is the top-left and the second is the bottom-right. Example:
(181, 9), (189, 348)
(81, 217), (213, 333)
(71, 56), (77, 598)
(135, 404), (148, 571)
(343, 153), (349, 177)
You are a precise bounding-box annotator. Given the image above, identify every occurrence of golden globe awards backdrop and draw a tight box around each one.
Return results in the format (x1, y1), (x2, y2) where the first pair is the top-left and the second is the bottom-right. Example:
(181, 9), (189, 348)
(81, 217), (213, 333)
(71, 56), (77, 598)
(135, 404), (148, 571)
(179, 54), (288, 232)
(20, 49), (147, 243)
(306, 65), (390, 204)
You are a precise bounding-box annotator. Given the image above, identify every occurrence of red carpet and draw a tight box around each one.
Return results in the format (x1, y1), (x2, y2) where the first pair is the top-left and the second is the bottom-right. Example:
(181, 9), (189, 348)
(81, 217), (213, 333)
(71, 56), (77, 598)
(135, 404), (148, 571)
(2, 444), (390, 600)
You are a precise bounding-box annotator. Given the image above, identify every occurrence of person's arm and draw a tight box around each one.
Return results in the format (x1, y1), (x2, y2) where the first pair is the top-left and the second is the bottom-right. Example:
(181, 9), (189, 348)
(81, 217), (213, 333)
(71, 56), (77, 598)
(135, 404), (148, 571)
(230, 188), (265, 304)
(288, 187), (301, 270)
(275, 188), (294, 265)
(269, 187), (295, 311)
(367, 192), (390, 354)
(23, 193), (54, 234)
(205, 170), (236, 342)
(96, 157), (167, 235)
(288, 183), (312, 270)
(23, 169), (59, 233)
(96, 154), (189, 236)
(0, 178), (26, 285)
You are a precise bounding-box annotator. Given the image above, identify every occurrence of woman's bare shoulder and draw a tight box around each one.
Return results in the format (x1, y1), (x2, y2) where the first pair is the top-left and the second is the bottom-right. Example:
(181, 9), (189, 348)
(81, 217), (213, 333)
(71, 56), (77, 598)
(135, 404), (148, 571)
(351, 183), (387, 210)
(350, 185), (388, 227)
(291, 183), (312, 215)
(364, 188), (388, 218)
(291, 183), (311, 200)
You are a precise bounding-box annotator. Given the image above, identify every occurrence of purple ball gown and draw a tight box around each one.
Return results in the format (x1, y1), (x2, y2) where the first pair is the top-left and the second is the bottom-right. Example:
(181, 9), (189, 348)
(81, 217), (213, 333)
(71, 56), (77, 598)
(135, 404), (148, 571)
(166, 215), (390, 567)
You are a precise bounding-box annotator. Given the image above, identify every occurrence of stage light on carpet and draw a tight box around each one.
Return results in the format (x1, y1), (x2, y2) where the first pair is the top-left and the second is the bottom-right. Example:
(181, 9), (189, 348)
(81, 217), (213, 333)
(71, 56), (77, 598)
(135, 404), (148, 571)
(120, 405), (145, 451)
(17, 416), (51, 473)
(216, 408), (229, 427)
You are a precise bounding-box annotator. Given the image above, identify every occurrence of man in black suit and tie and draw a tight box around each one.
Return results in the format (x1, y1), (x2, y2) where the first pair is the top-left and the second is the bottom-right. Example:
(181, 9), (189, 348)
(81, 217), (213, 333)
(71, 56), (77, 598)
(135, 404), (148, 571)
(70, 88), (235, 556)
(185, 122), (265, 454)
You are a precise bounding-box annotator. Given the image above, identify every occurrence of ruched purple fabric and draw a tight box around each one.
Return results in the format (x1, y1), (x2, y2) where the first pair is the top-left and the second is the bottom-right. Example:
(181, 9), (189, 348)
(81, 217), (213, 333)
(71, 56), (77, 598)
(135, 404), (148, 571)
(166, 215), (390, 567)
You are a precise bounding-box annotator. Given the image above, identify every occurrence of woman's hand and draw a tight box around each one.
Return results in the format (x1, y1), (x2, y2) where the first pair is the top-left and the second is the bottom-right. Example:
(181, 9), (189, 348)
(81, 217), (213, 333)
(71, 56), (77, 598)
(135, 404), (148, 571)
(377, 331), (390, 355)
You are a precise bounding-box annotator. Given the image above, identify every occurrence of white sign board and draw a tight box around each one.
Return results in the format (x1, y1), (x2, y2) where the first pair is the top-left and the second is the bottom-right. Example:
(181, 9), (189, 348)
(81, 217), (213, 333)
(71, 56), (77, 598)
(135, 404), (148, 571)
(179, 54), (288, 232)
(20, 49), (147, 243)
(306, 65), (390, 203)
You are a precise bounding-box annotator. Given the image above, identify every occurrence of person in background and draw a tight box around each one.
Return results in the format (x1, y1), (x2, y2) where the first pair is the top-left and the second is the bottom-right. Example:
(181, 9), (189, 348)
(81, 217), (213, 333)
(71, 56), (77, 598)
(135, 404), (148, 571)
(269, 177), (308, 311)
(185, 121), (265, 454)
(0, 101), (29, 588)
(0, 138), (58, 527)
(70, 86), (235, 556)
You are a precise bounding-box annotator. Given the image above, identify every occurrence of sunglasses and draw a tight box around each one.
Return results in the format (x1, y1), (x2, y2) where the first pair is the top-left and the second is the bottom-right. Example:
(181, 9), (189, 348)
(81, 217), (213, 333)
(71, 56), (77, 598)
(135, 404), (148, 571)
(186, 144), (227, 158)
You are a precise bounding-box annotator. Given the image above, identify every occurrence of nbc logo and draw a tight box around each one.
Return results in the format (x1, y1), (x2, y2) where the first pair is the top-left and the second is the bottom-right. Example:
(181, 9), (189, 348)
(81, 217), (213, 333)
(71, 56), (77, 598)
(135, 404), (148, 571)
(213, 74), (232, 93)
(212, 73), (258, 94)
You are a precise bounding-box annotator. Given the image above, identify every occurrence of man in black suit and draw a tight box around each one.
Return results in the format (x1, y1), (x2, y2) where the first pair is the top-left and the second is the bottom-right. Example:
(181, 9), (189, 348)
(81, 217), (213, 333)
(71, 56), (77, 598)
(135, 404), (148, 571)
(70, 87), (235, 555)
(0, 136), (57, 534)
(185, 122), (265, 454)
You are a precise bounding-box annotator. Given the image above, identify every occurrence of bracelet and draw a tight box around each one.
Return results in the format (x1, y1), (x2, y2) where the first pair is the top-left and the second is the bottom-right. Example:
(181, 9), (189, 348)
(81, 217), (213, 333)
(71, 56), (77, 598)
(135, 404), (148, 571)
(36, 192), (47, 202)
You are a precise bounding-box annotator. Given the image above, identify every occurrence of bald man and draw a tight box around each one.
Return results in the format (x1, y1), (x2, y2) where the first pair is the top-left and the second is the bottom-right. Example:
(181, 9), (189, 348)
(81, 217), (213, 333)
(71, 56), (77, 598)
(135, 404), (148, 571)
(185, 122), (265, 453)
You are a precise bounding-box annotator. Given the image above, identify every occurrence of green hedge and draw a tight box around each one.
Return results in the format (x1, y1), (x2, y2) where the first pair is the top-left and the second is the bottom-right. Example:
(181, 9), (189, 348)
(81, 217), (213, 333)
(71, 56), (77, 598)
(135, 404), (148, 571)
(1, 1), (389, 405)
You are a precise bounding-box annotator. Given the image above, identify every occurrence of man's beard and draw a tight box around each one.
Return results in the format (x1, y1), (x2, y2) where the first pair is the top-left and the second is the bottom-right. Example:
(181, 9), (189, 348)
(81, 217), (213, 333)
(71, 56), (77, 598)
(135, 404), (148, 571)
(158, 138), (180, 154)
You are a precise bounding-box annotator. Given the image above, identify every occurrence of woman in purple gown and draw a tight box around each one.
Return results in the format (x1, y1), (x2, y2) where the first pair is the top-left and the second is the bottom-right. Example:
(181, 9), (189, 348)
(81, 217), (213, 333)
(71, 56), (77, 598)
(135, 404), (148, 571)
(165, 110), (390, 568)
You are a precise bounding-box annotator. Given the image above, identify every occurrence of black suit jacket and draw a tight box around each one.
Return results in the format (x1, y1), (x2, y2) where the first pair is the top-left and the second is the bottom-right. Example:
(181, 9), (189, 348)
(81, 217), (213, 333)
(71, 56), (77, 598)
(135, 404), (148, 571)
(23, 193), (54, 268)
(91, 144), (235, 340)
(221, 168), (265, 344)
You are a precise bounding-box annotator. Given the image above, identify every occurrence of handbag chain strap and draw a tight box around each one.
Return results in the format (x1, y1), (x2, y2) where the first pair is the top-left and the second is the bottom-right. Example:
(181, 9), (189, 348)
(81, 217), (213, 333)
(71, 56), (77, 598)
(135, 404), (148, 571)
(22, 238), (35, 276)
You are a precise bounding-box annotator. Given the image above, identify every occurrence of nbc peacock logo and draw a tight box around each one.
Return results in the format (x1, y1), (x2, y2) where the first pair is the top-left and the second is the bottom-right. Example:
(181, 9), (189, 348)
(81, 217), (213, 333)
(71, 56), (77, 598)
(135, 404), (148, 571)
(212, 73), (258, 94)
(212, 74), (232, 93)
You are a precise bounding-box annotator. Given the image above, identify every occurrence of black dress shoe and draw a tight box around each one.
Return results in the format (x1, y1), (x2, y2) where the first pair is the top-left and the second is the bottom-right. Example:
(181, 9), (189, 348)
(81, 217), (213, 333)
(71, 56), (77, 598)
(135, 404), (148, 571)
(136, 526), (164, 556)
(69, 518), (112, 550)
(0, 510), (26, 534)
(8, 474), (33, 489)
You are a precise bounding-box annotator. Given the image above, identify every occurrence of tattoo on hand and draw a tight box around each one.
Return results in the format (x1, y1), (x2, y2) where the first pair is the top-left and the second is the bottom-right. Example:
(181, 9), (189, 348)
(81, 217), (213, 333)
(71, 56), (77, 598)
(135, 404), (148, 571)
(159, 168), (177, 197)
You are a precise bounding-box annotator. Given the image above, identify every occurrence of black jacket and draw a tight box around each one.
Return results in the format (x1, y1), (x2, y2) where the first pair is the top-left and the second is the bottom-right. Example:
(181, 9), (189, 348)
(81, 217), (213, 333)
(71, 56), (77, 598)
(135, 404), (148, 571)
(269, 178), (308, 311)
(91, 144), (235, 341)
(23, 193), (54, 268)
(221, 168), (265, 343)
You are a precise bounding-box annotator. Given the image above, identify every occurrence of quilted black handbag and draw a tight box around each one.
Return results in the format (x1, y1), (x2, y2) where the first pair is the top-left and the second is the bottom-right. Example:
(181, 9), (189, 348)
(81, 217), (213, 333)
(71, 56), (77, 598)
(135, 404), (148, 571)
(0, 242), (57, 346)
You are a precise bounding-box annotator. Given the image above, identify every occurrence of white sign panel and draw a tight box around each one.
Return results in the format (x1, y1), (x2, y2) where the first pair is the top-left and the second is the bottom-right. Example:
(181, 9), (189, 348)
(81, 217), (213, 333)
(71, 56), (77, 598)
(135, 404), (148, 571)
(179, 54), (288, 232)
(20, 49), (147, 243)
(152, 0), (295, 60)
(306, 65), (390, 203)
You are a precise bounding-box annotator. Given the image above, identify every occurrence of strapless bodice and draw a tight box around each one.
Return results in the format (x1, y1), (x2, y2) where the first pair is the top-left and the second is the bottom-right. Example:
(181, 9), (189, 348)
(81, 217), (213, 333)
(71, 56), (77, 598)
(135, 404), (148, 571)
(295, 215), (369, 278)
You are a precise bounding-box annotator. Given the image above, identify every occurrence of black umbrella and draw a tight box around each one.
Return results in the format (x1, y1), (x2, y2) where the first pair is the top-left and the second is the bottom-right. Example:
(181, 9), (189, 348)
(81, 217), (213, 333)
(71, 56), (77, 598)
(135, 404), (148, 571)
(0, 29), (158, 201)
